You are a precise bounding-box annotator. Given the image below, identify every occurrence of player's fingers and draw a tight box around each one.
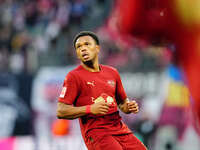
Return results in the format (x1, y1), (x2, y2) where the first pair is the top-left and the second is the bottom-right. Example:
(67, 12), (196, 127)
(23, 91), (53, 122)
(99, 108), (109, 114)
(132, 109), (139, 113)
(101, 106), (109, 111)
(130, 107), (139, 113)
(135, 109), (139, 113)
(101, 104), (109, 109)
(100, 108), (109, 112)
(128, 104), (138, 109)
(132, 100), (137, 104)
(100, 111), (107, 114)
(129, 108), (139, 112)
(129, 100), (137, 105)
(128, 102), (138, 108)
(102, 102), (109, 107)
(129, 105), (139, 111)
(128, 105), (138, 111)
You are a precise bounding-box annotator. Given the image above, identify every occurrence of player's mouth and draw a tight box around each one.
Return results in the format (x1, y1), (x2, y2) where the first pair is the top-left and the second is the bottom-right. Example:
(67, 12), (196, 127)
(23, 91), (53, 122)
(82, 53), (90, 60)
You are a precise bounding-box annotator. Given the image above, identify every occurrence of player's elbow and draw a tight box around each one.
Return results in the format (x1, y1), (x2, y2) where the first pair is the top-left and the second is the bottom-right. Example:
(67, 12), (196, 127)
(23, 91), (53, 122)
(56, 108), (67, 119)
(56, 109), (64, 119)
(56, 108), (73, 120)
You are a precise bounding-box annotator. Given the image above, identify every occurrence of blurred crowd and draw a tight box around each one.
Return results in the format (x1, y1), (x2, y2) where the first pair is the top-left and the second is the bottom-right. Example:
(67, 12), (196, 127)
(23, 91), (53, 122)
(0, 0), (112, 74)
(0, 0), (171, 74)
(0, 0), (113, 138)
(0, 0), (112, 139)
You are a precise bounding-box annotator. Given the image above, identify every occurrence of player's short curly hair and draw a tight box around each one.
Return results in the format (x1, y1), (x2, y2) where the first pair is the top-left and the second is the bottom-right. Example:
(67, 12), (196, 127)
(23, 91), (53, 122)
(73, 31), (99, 48)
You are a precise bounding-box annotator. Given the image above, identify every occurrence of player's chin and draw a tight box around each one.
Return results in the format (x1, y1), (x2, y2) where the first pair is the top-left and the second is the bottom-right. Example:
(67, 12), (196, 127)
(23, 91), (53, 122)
(82, 59), (93, 65)
(83, 59), (91, 63)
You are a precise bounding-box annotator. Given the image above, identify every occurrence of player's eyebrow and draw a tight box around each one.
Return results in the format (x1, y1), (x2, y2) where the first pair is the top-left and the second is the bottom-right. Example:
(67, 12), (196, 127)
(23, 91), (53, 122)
(76, 41), (91, 48)
(84, 41), (90, 45)
(76, 43), (81, 48)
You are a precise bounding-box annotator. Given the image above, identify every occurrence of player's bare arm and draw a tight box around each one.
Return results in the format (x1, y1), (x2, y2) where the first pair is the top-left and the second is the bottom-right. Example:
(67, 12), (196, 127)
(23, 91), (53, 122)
(57, 101), (109, 120)
(57, 102), (87, 119)
(118, 98), (139, 114)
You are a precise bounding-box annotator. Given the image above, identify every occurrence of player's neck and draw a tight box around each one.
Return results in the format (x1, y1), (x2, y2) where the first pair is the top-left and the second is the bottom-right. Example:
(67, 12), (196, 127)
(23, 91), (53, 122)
(81, 60), (100, 72)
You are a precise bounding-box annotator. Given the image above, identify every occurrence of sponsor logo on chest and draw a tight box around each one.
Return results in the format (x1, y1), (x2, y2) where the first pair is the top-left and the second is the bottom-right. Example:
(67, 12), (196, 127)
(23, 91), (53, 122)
(107, 80), (115, 87)
(86, 81), (95, 87)
(92, 94), (116, 106)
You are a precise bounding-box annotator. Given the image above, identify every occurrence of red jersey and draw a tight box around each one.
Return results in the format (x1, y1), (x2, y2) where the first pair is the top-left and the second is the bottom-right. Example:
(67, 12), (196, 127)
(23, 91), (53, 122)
(58, 65), (132, 141)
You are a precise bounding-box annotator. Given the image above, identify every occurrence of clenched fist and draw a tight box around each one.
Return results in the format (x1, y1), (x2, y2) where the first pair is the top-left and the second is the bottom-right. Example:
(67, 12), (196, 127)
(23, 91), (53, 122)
(90, 101), (110, 115)
(118, 98), (139, 114)
(127, 100), (139, 114)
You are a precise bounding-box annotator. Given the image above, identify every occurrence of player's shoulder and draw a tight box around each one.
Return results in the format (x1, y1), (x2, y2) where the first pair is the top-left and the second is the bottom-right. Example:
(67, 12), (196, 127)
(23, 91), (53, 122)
(65, 65), (82, 79)
(69, 65), (82, 74)
(101, 64), (118, 73)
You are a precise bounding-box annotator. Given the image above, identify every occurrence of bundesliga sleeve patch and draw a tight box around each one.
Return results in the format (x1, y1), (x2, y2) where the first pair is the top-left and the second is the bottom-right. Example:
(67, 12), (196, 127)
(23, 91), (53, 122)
(59, 87), (67, 98)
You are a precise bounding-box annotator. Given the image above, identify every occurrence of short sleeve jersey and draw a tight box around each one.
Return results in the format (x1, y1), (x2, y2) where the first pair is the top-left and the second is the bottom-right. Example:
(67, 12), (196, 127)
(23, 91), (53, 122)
(58, 65), (132, 139)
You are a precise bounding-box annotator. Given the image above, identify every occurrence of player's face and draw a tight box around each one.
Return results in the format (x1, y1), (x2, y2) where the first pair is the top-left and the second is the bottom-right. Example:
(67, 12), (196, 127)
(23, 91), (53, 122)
(75, 36), (99, 63)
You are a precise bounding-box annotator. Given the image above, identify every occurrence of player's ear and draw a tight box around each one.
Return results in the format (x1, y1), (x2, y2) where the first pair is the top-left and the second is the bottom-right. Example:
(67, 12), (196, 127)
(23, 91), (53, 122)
(96, 45), (100, 53)
(76, 50), (81, 59)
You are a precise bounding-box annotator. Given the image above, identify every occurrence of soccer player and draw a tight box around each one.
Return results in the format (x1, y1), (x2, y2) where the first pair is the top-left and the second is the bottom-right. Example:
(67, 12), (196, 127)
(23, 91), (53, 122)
(57, 31), (147, 150)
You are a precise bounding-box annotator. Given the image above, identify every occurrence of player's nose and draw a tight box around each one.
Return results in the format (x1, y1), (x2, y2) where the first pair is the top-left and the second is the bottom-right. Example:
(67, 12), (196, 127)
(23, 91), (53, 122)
(80, 48), (87, 52)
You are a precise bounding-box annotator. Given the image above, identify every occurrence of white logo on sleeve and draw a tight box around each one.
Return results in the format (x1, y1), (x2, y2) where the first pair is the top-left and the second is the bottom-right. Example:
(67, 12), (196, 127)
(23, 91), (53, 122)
(59, 87), (67, 98)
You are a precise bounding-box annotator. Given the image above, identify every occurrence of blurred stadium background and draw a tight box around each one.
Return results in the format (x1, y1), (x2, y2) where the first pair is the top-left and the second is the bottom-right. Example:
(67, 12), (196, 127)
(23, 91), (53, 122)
(0, 0), (200, 150)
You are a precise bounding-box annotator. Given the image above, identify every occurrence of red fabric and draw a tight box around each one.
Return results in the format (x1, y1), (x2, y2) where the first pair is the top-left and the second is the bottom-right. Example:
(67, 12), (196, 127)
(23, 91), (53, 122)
(175, 32), (200, 133)
(58, 64), (127, 108)
(117, 0), (142, 34)
(85, 133), (147, 150)
(115, 0), (200, 133)
(116, 0), (169, 39)
(58, 65), (132, 145)
(159, 0), (200, 133)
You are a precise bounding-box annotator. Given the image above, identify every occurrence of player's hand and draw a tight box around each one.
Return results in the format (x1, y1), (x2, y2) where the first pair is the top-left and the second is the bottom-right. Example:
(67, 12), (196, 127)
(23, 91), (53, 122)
(90, 101), (109, 115)
(127, 100), (139, 114)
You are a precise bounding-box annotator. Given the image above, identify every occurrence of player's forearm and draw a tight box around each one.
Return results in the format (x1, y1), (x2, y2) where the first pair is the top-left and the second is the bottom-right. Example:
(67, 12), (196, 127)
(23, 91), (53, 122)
(57, 102), (87, 120)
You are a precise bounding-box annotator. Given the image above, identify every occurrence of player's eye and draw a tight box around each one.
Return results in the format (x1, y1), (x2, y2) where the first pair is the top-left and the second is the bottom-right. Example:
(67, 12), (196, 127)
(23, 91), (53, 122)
(76, 45), (81, 49)
(85, 42), (90, 46)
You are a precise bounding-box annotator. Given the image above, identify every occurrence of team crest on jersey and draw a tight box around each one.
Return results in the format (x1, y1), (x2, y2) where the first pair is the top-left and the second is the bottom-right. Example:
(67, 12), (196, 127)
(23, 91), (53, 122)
(93, 96), (104, 103)
(106, 96), (115, 105)
(93, 94), (116, 106)
(107, 80), (115, 87)
(59, 87), (67, 98)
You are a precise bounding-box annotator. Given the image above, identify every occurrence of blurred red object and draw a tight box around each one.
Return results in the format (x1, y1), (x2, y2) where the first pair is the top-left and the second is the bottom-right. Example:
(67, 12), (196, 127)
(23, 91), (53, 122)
(52, 119), (70, 136)
(115, 0), (200, 134)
